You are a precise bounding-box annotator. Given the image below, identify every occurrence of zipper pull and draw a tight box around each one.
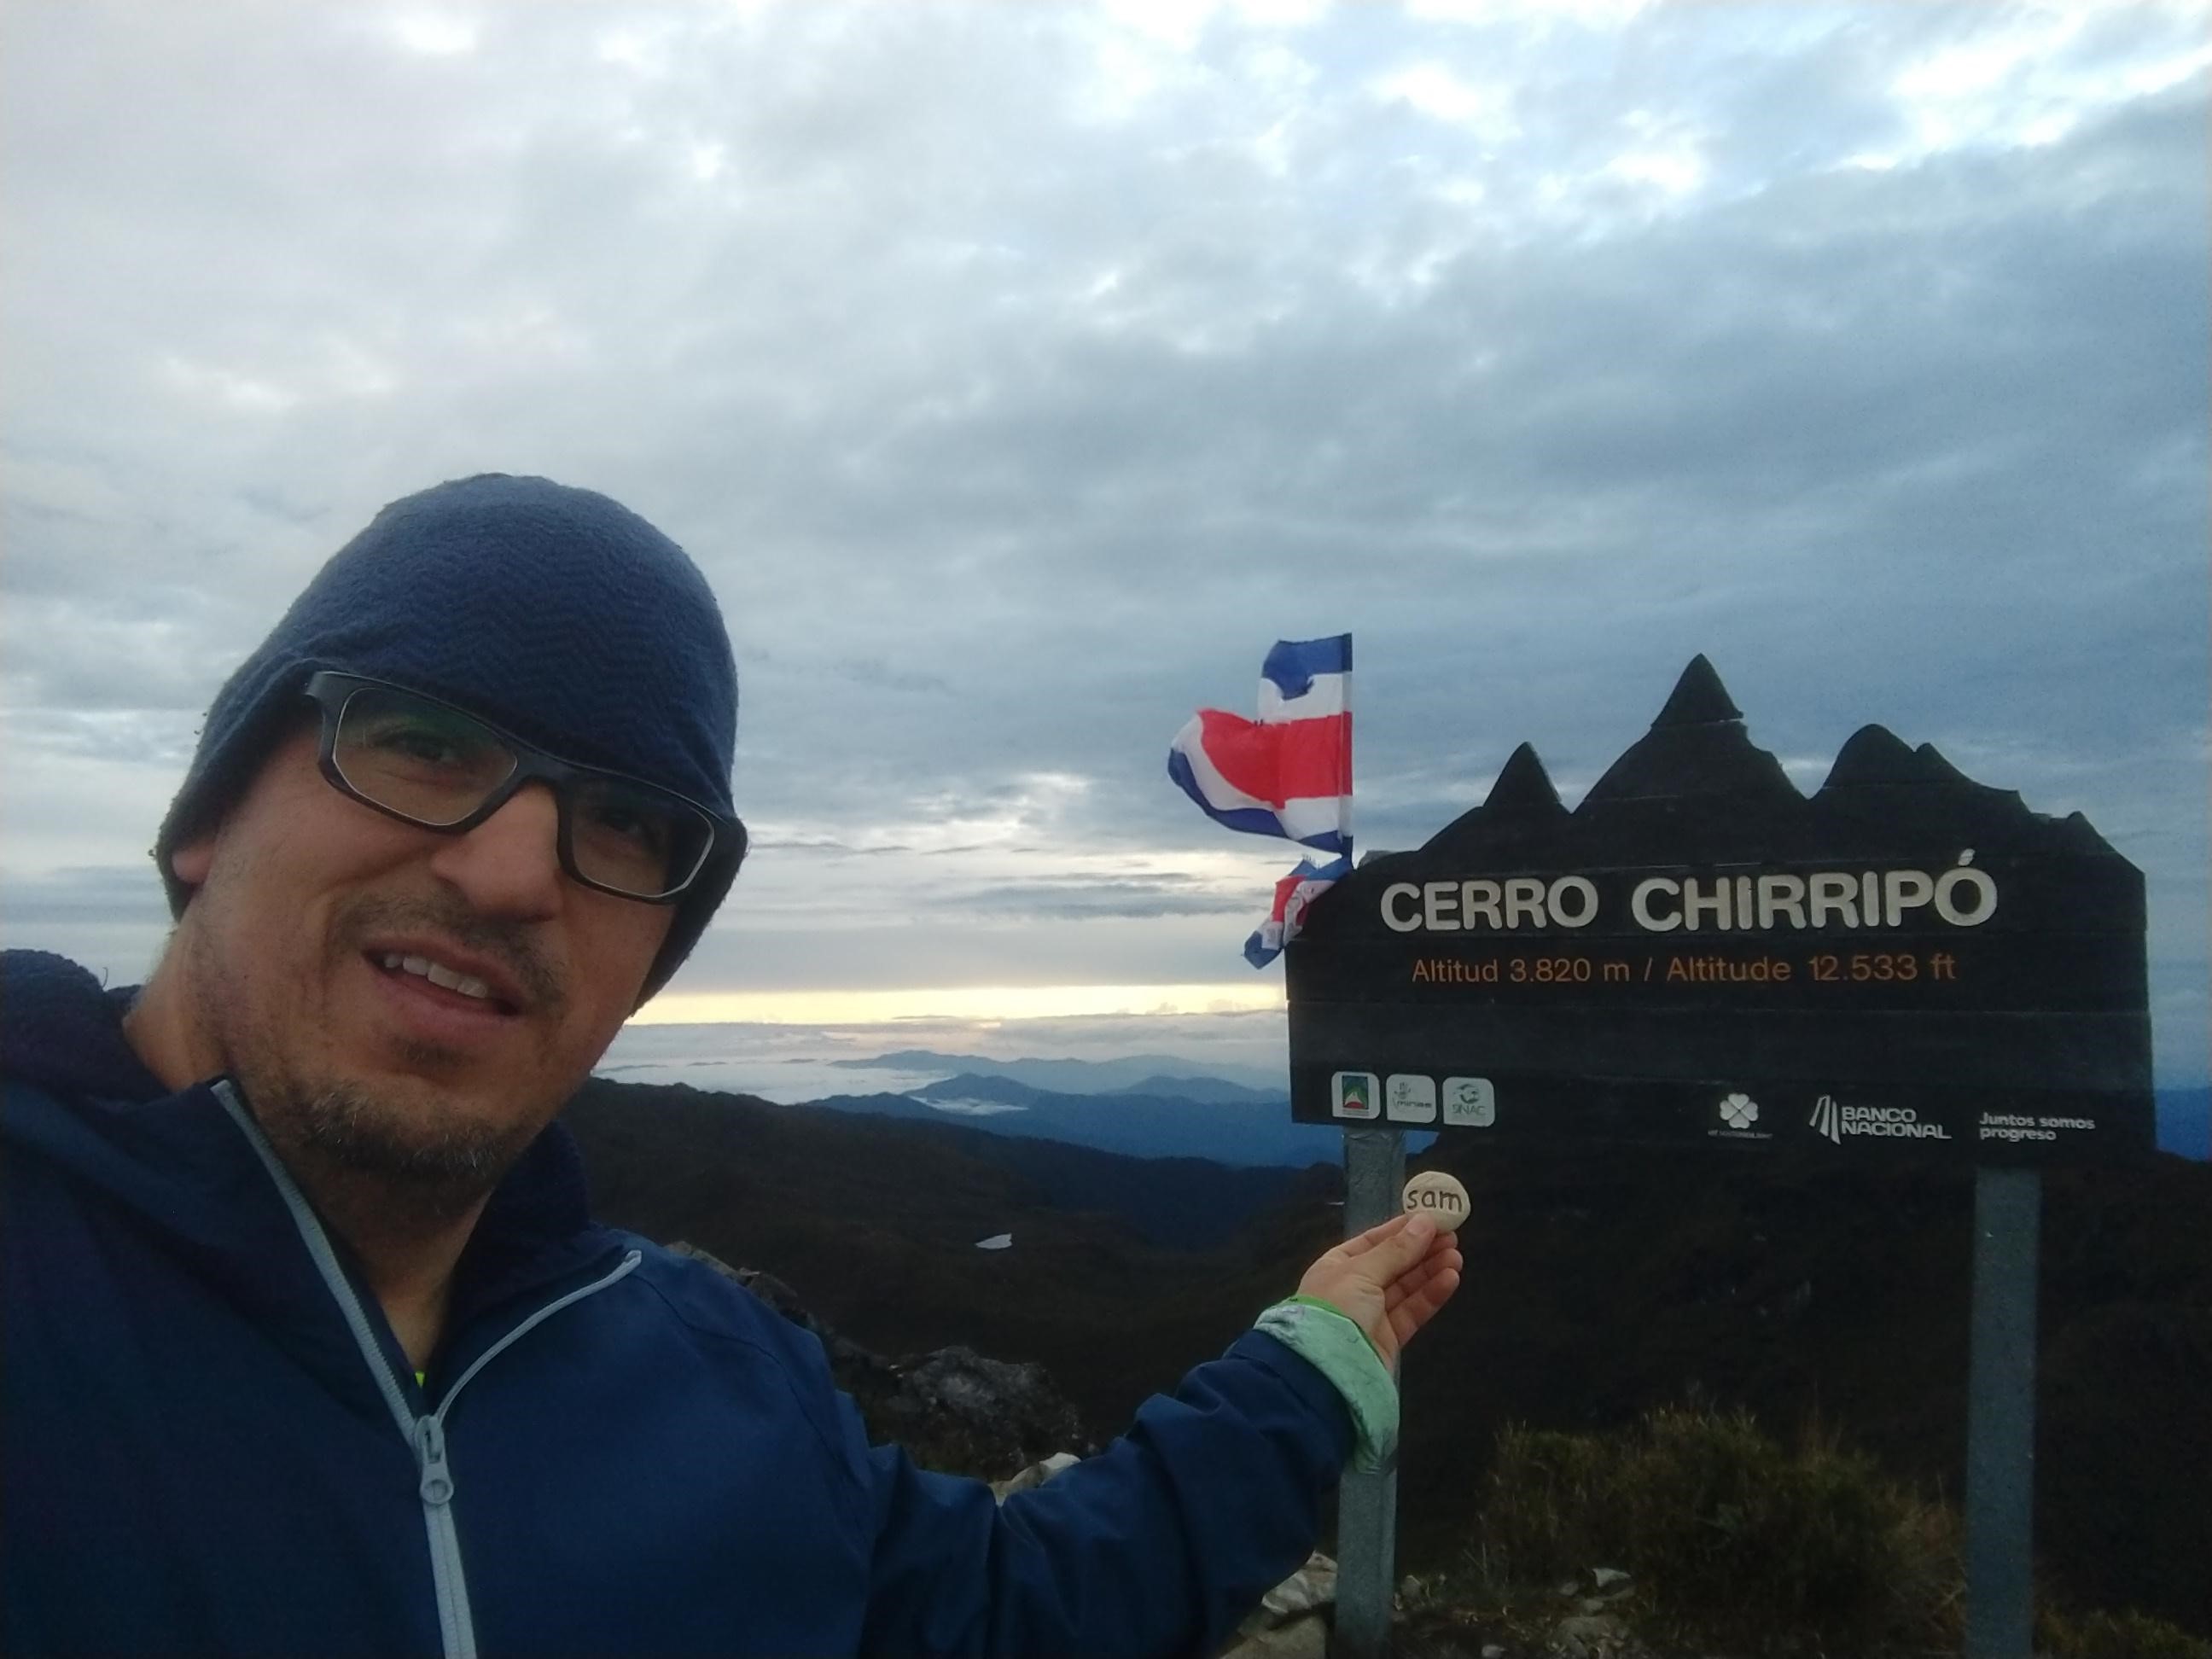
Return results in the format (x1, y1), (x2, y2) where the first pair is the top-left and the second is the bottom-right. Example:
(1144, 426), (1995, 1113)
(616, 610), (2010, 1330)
(415, 1415), (456, 1507)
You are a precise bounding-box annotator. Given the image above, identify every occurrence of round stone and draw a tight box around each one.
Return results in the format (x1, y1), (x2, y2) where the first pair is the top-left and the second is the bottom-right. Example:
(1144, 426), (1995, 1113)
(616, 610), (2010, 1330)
(1402, 1170), (1471, 1231)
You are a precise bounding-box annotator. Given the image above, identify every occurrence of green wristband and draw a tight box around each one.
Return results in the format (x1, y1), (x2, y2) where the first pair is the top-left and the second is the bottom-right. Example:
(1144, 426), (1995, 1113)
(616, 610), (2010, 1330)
(1252, 1298), (1399, 1474)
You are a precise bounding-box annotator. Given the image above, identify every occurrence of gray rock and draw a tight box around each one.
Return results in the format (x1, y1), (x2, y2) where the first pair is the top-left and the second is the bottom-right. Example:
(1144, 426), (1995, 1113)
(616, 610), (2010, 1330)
(667, 1240), (1090, 1478)
(1550, 1611), (1629, 1657)
(1591, 1568), (1630, 1590)
(1238, 1551), (1336, 1627)
(989, 1452), (1079, 1502)
(1218, 1552), (1336, 1659)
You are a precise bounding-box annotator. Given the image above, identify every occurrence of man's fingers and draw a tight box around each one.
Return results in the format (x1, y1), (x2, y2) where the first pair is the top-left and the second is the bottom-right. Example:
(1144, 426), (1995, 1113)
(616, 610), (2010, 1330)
(1382, 1246), (1463, 1308)
(1332, 1212), (1414, 1260)
(1388, 1264), (1462, 1345)
(1292, 1214), (1463, 1366)
(1348, 1212), (1438, 1283)
(1382, 1246), (1462, 1312)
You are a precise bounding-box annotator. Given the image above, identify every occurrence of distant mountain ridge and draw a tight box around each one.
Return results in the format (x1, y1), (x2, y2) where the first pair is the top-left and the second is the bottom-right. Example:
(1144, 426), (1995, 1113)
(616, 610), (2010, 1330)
(833, 1050), (1286, 1097)
(911, 1072), (1280, 1108)
(810, 1082), (1348, 1169)
(911, 1074), (1043, 1107)
(1112, 1074), (1282, 1104)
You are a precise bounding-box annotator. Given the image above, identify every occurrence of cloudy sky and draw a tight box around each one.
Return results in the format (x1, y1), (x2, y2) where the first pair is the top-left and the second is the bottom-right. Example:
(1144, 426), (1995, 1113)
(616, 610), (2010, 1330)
(4, 1), (2206, 1084)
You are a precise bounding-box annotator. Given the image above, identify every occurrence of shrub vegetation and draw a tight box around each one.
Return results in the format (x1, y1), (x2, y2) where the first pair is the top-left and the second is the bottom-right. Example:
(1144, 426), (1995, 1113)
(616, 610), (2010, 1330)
(2038, 1607), (2212, 1659)
(1469, 1405), (1960, 1655)
(1444, 1405), (2211, 1657)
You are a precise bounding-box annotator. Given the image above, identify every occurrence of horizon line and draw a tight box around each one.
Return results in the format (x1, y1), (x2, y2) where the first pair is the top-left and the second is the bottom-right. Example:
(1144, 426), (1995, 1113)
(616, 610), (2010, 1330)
(630, 981), (1289, 1027)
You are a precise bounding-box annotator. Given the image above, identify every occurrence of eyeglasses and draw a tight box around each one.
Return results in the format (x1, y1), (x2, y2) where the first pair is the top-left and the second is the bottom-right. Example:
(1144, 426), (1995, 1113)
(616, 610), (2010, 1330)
(303, 672), (745, 903)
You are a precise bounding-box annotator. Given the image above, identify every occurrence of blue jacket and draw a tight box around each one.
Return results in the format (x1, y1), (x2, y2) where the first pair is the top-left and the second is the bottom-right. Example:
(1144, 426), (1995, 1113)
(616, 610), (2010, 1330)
(1, 951), (1351, 1656)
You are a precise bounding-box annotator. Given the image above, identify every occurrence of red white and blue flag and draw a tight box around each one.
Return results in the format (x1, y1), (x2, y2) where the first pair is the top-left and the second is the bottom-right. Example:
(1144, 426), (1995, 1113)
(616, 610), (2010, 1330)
(1168, 635), (1352, 854)
(1167, 635), (1353, 965)
(1243, 853), (1352, 969)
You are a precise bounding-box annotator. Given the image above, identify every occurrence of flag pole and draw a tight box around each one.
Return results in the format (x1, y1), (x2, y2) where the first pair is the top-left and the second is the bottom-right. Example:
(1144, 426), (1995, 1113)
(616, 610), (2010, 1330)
(1324, 638), (1404, 1659)
(1166, 636), (1388, 1647)
(1332, 1125), (1403, 1659)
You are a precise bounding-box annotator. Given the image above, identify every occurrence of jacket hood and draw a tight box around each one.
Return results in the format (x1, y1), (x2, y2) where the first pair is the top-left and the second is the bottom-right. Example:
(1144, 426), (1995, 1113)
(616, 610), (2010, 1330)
(1, 950), (167, 1102)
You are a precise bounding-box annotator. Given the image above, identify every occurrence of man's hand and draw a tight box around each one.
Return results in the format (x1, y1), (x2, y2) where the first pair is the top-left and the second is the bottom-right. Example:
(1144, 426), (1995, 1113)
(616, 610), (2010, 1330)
(1295, 1212), (1463, 1371)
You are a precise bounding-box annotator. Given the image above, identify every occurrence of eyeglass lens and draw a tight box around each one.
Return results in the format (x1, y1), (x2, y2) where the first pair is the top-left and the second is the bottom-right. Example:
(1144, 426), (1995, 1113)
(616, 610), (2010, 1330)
(332, 686), (713, 898)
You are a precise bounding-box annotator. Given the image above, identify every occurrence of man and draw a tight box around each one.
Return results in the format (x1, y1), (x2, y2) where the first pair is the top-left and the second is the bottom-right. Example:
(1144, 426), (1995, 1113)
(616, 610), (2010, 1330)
(3, 474), (1459, 1656)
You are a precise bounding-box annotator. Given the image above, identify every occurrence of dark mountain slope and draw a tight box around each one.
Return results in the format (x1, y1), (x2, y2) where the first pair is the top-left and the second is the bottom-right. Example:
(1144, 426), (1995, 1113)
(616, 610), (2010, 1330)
(563, 1080), (1323, 1352)
(565, 1079), (2212, 1635)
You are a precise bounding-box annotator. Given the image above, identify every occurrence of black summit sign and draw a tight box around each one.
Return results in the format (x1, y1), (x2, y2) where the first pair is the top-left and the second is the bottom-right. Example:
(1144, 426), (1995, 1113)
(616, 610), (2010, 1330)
(1285, 658), (2151, 1162)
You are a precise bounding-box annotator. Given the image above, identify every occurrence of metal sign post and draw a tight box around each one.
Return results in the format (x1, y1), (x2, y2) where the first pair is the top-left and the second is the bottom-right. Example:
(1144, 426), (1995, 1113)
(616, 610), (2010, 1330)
(1331, 1126), (1406, 1659)
(1965, 1166), (2042, 1659)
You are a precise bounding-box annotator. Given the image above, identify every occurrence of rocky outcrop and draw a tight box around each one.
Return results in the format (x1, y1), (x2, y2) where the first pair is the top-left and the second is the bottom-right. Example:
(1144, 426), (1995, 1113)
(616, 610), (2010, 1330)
(1388, 1567), (1649, 1658)
(668, 1241), (1091, 1479)
(867, 1346), (1091, 1477)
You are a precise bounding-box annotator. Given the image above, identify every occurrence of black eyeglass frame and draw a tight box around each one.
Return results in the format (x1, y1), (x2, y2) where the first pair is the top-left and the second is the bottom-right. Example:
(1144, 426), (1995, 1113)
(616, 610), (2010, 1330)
(302, 670), (747, 904)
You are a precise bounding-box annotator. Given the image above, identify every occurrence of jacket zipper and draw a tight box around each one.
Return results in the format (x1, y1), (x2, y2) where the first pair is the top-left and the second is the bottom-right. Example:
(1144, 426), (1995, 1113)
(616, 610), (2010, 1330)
(212, 1081), (641, 1659)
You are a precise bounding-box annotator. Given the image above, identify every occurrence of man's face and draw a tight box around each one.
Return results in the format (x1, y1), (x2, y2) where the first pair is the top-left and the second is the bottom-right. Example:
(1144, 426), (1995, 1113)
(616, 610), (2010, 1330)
(167, 719), (675, 1205)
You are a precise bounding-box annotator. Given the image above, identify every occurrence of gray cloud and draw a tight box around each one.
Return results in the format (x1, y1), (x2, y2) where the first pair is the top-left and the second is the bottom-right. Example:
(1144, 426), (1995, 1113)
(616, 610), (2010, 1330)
(934, 876), (1254, 923)
(4, 1), (2203, 1080)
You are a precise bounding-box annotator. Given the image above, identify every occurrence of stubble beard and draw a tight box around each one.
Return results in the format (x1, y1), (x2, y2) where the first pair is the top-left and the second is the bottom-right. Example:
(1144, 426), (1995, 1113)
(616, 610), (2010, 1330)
(281, 1070), (537, 1225)
(184, 896), (564, 1228)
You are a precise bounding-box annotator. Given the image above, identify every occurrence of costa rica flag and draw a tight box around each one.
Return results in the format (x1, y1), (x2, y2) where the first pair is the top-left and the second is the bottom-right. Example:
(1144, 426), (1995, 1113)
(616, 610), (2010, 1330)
(1243, 853), (1353, 968)
(1167, 635), (1353, 965)
(1167, 636), (1352, 856)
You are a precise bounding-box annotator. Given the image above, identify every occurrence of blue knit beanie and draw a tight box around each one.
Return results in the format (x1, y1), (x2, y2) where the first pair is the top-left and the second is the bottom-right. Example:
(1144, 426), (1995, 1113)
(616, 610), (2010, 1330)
(154, 474), (741, 1002)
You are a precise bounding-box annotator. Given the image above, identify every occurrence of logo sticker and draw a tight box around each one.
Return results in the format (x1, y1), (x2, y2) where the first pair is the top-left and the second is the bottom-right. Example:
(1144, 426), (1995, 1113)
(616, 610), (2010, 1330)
(1385, 1074), (1438, 1123)
(1708, 1089), (1772, 1141)
(1441, 1076), (1497, 1127)
(1332, 1072), (1380, 1120)
(1809, 1093), (1951, 1142)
